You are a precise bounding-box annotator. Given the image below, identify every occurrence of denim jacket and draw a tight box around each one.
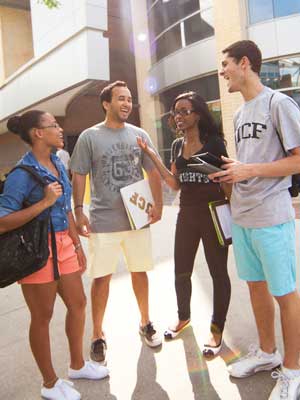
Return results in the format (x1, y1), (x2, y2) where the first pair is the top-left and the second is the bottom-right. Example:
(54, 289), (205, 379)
(0, 152), (72, 232)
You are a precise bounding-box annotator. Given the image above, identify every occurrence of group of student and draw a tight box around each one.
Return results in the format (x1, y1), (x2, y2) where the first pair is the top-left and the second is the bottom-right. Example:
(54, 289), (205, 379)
(0, 39), (300, 400)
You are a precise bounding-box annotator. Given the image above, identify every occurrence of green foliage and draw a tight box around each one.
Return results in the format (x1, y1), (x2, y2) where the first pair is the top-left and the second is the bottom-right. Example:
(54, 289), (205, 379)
(38, 0), (60, 8)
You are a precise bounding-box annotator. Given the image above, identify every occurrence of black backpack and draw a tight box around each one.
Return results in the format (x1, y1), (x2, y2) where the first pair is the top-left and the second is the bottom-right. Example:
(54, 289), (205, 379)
(269, 93), (300, 197)
(0, 172), (8, 195)
(0, 165), (59, 288)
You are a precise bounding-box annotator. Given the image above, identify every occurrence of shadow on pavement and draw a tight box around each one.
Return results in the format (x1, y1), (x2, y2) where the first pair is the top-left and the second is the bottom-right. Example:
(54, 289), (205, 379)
(132, 341), (169, 399)
(179, 326), (221, 400)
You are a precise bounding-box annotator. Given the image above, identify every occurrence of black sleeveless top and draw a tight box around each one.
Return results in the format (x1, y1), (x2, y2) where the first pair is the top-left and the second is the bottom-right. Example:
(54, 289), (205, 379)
(170, 135), (228, 207)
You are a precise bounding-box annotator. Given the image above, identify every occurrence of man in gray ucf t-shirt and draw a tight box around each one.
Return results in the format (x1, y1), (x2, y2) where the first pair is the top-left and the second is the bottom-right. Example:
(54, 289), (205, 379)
(210, 41), (300, 400)
(70, 81), (163, 363)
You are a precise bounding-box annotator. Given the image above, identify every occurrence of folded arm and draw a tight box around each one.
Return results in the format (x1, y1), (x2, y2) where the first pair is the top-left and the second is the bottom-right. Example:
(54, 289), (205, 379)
(0, 182), (62, 234)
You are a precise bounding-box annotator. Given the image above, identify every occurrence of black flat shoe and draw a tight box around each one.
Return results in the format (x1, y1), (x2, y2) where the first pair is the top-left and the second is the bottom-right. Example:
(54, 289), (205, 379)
(164, 320), (190, 340)
(202, 339), (223, 357)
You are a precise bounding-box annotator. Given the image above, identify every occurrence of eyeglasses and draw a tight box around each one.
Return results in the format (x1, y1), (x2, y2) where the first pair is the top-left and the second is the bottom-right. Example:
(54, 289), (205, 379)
(38, 123), (60, 129)
(170, 109), (195, 117)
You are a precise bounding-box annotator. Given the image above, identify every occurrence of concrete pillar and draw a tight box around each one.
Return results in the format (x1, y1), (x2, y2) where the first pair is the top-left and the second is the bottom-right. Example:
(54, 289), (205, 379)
(0, 6), (33, 79)
(0, 16), (5, 85)
(129, 0), (158, 147)
(213, 0), (248, 156)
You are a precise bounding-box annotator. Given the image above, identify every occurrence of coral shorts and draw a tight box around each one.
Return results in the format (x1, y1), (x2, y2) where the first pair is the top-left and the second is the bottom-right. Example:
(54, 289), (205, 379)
(20, 230), (80, 284)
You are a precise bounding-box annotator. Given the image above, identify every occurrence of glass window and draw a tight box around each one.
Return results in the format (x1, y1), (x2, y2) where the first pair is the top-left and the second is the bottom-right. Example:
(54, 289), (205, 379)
(279, 58), (300, 88)
(274, 0), (300, 18)
(157, 77), (221, 166)
(148, 0), (199, 38)
(151, 25), (182, 64)
(159, 74), (220, 113)
(147, 0), (156, 9)
(184, 9), (214, 46)
(158, 113), (175, 167)
(248, 0), (274, 24)
(260, 61), (280, 89)
(286, 88), (300, 107)
(199, 0), (213, 10)
(261, 57), (300, 90)
(207, 101), (222, 126)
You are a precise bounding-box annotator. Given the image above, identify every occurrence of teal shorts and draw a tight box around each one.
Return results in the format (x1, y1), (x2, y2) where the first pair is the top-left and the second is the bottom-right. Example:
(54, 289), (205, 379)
(232, 221), (296, 296)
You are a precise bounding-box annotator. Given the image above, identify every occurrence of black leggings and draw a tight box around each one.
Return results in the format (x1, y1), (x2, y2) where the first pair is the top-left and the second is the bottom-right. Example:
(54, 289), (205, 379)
(174, 206), (231, 333)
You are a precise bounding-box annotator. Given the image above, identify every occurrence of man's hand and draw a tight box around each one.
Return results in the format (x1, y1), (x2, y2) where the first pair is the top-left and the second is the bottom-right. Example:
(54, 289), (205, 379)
(208, 156), (253, 183)
(74, 210), (91, 237)
(148, 203), (162, 224)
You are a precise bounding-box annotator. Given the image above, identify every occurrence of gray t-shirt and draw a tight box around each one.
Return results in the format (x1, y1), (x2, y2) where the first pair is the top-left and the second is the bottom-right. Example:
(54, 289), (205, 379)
(231, 86), (300, 228)
(70, 122), (155, 233)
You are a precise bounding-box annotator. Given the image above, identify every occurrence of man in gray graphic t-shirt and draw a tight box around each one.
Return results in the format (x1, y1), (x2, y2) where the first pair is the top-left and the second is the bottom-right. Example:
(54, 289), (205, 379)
(70, 81), (163, 364)
(210, 41), (300, 400)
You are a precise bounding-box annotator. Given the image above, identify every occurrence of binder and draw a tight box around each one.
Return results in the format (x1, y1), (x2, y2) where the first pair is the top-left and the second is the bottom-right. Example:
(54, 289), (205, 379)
(208, 199), (232, 247)
(120, 179), (154, 230)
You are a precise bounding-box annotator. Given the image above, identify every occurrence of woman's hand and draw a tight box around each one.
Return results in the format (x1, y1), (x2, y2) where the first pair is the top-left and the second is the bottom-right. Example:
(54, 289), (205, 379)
(137, 137), (156, 158)
(43, 182), (63, 206)
(76, 246), (87, 273)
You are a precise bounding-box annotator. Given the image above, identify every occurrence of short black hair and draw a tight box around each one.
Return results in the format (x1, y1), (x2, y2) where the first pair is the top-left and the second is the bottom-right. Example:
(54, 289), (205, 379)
(7, 110), (46, 145)
(222, 40), (262, 74)
(100, 80), (128, 113)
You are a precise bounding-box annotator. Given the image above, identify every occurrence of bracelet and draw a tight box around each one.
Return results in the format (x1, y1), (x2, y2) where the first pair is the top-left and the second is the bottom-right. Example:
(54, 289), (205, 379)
(74, 243), (82, 251)
(74, 205), (83, 210)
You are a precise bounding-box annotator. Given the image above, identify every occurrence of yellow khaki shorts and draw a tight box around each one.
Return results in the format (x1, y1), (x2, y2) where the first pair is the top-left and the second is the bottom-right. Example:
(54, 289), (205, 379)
(87, 228), (153, 278)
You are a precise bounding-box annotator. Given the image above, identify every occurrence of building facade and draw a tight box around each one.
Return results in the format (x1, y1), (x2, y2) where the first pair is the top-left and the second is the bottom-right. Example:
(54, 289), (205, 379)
(1, 0), (300, 172)
(0, 0), (139, 173)
(131, 0), (300, 163)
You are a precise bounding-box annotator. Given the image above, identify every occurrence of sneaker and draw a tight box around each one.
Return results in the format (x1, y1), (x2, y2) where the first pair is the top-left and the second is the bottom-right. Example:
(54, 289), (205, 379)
(139, 322), (162, 347)
(68, 361), (109, 380)
(269, 369), (300, 399)
(90, 338), (107, 364)
(228, 345), (282, 378)
(41, 378), (81, 400)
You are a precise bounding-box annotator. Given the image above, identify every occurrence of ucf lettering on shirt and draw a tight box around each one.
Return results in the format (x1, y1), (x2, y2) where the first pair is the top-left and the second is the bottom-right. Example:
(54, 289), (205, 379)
(230, 86), (300, 228)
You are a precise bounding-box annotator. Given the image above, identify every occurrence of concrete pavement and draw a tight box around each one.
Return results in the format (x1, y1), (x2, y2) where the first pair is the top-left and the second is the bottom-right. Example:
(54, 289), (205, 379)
(1, 205), (299, 400)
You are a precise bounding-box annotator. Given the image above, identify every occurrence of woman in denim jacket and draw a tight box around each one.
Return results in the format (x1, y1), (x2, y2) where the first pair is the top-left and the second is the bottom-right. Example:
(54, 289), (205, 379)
(0, 110), (108, 400)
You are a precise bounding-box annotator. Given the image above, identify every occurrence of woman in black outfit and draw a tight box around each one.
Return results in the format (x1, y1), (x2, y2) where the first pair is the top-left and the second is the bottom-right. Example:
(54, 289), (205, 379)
(137, 91), (231, 356)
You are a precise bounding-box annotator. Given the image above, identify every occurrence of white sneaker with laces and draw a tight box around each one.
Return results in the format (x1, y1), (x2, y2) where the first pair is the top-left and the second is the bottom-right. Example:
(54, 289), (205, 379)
(68, 361), (109, 380)
(228, 345), (282, 378)
(41, 378), (81, 400)
(269, 369), (300, 399)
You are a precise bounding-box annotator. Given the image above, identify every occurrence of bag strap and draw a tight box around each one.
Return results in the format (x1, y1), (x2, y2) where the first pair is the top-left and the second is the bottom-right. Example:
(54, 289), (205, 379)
(9, 165), (48, 186)
(9, 165), (60, 280)
(171, 137), (183, 162)
(49, 218), (59, 280)
(268, 93), (288, 156)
